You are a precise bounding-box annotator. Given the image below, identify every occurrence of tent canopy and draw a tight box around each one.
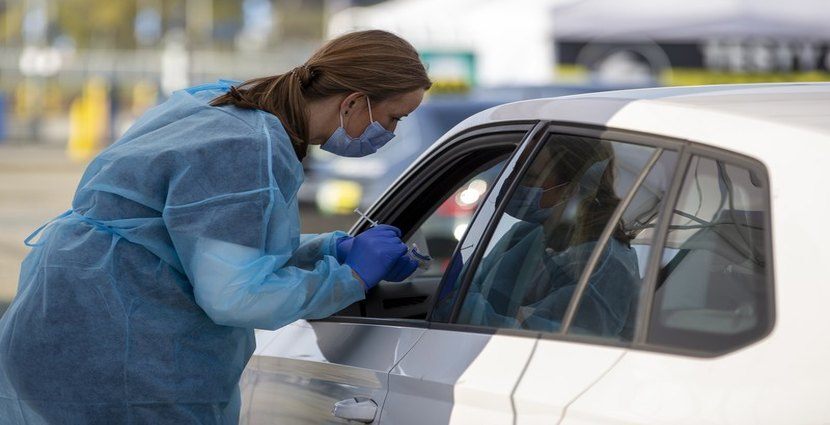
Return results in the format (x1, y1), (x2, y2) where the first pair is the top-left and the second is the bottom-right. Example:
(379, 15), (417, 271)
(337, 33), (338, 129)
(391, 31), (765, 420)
(554, 0), (830, 41)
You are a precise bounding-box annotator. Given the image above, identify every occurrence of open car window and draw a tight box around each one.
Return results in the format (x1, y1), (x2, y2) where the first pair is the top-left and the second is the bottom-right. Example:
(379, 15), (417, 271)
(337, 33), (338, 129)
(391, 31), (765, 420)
(405, 163), (506, 278)
(332, 128), (529, 320)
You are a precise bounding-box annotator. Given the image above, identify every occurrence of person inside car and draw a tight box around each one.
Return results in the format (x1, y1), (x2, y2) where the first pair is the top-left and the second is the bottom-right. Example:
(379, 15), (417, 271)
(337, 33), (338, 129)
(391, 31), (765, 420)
(449, 137), (641, 337)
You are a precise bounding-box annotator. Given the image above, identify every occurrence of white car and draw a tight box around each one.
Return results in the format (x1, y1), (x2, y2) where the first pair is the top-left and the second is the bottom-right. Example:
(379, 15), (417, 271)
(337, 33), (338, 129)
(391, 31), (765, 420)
(239, 83), (830, 424)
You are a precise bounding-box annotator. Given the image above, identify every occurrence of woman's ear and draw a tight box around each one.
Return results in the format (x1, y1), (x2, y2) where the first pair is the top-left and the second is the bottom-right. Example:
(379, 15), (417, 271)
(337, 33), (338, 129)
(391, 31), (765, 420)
(340, 92), (364, 116)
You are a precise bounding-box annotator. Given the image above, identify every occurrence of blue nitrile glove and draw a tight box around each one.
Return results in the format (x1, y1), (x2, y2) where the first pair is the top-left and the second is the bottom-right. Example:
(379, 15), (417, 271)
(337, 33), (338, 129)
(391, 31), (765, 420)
(383, 254), (419, 282)
(335, 236), (354, 264)
(345, 224), (408, 290)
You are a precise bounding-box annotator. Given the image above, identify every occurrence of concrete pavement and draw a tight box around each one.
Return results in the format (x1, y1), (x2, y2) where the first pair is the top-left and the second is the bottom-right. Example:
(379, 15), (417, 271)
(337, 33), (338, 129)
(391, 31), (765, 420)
(0, 145), (86, 308)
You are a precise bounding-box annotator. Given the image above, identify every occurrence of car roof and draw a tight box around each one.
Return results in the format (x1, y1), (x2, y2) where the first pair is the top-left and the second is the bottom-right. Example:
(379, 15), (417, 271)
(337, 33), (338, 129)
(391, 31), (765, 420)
(571, 83), (830, 134)
(440, 83), (830, 158)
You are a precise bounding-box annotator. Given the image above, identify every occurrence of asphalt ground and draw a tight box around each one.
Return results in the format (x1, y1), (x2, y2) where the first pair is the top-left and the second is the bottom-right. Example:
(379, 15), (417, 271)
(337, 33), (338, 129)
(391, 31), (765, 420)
(0, 144), (356, 318)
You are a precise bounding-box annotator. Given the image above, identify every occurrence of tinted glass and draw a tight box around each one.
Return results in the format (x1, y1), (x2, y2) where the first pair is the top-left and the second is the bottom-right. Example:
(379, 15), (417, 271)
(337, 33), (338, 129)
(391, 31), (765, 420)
(453, 134), (660, 335)
(648, 156), (770, 352)
(568, 150), (678, 340)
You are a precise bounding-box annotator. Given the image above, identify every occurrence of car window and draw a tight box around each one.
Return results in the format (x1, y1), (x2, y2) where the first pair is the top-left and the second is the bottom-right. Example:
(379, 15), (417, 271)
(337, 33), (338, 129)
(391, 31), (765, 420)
(405, 163), (506, 277)
(331, 129), (528, 320)
(449, 134), (671, 336)
(647, 155), (771, 353)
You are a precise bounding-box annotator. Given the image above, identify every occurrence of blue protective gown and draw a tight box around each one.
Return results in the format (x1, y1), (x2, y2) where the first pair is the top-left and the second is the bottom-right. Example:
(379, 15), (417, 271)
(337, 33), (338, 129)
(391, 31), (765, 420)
(0, 81), (365, 423)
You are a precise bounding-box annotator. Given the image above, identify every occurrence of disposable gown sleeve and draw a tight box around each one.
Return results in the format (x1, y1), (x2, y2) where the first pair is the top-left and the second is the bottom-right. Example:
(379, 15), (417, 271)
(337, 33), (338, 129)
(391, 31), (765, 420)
(165, 194), (364, 330)
(287, 232), (346, 269)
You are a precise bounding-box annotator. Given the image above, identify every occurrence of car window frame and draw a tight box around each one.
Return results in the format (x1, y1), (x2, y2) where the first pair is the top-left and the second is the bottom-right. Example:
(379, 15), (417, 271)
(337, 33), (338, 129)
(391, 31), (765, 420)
(430, 121), (775, 358)
(312, 121), (538, 329)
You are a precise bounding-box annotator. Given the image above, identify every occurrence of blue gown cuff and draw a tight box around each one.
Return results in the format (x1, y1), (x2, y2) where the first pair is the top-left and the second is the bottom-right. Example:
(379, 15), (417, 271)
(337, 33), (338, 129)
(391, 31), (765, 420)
(324, 230), (349, 258)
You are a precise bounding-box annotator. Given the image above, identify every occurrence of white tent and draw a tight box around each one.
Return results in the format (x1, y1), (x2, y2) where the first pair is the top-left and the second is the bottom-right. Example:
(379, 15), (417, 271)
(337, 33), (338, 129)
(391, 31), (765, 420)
(554, 0), (830, 41)
(328, 0), (577, 86)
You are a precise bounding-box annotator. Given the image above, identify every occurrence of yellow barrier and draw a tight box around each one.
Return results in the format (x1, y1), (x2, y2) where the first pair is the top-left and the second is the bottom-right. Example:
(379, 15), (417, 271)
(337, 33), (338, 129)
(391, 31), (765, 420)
(66, 79), (109, 162)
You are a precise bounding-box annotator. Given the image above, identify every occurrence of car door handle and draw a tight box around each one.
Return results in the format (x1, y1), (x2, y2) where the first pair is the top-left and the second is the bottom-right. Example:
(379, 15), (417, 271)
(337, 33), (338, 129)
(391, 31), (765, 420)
(332, 397), (378, 423)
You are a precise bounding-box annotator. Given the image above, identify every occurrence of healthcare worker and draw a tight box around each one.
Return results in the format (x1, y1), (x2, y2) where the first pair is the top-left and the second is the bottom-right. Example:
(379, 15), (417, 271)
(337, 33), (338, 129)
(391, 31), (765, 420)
(0, 30), (431, 424)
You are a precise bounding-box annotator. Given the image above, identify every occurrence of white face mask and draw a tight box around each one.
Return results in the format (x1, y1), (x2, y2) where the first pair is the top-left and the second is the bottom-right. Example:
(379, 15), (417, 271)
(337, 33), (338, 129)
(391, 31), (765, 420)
(320, 97), (395, 157)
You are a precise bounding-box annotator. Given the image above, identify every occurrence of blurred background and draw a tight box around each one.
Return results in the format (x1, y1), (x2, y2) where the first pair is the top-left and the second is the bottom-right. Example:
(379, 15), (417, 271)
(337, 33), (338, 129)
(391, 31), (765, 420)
(0, 0), (828, 315)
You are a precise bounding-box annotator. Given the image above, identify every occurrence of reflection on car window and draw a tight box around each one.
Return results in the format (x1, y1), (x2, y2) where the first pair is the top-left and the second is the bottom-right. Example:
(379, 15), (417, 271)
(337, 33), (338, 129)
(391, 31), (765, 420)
(451, 135), (665, 337)
(568, 150), (678, 340)
(648, 156), (771, 352)
(406, 162), (507, 277)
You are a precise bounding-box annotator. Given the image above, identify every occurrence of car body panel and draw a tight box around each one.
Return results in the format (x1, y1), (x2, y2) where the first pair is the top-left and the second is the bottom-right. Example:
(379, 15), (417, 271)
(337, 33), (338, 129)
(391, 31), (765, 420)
(513, 341), (626, 424)
(239, 321), (426, 424)
(561, 340), (830, 424)
(380, 330), (536, 425)
(434, 83), (830, 159)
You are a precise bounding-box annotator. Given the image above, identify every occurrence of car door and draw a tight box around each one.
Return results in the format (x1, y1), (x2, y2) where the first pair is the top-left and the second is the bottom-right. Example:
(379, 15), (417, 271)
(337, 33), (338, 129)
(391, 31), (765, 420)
(380, 124), (682, 424)
(502, 127), (682, 424)
(368, 124), (538, 425)
(238, 123), (531, 424)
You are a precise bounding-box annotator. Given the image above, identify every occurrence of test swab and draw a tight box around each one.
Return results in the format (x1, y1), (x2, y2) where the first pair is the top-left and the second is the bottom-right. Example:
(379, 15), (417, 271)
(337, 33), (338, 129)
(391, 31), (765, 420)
(353, 208), (378, 227)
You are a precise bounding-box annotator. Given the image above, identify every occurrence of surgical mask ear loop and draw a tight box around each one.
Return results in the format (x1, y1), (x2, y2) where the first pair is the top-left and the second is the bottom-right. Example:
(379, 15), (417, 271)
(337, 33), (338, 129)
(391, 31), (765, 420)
(337, 97), (346, 130)
(541, 181), (569, 194)
(339, 96), (371, 130)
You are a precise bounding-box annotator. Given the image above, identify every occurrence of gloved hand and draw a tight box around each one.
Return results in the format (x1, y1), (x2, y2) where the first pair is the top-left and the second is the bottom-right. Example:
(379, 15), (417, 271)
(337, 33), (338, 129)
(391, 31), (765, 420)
(335, 236), (353, 264)
(344, 224), (408, 290)
(383, 254), (419, 282)
(338, 231), (418, 282)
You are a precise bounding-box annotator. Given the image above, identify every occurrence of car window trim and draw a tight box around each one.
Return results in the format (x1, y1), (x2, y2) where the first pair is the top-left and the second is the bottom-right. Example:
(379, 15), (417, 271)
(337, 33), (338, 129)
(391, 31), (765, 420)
(632, 144), (692, 343)
(422, 123), (548, 321)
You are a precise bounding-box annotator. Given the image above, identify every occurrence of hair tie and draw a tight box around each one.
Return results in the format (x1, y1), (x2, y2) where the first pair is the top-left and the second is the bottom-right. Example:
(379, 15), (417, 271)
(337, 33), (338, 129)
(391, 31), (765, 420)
(229, 86), (244, 101)
(295, 64), (319, 89)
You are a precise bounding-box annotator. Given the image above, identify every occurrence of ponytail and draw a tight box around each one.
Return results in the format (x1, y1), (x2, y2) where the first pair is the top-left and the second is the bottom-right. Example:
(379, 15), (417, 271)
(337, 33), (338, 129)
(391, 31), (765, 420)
(211, 68), (313, 160)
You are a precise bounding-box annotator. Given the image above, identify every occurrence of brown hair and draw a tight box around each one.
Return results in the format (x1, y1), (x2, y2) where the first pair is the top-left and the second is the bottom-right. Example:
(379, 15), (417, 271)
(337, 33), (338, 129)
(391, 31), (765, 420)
(540, 136), (633, 247)
(211, 30), (432, 160)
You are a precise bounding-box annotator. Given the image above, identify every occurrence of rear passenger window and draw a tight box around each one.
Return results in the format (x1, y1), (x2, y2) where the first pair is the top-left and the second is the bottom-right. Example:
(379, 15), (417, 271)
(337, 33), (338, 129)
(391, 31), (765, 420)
(647, 156), (771, 352)
(453, 134), (672, 337)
